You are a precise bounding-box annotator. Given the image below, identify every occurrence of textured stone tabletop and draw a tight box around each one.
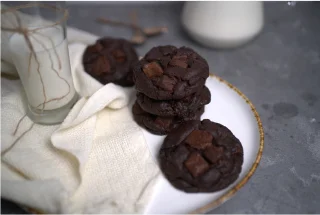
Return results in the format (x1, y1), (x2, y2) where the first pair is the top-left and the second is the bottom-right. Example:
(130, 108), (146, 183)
(2, 2), (320, 214)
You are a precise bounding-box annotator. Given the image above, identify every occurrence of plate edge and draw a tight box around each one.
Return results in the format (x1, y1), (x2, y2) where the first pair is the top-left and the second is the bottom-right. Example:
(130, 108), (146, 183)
(189, 74), (264, 214)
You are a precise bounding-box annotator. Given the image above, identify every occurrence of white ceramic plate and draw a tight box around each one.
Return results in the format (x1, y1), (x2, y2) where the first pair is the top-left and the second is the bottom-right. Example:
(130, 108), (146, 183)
(23, 75), (263, 214)
(142, 75), (264, 214)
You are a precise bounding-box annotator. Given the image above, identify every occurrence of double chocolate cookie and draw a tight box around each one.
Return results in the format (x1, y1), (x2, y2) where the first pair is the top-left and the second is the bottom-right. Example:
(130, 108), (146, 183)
(133, 45), (209, 100)
(132, 102), (204, 135)
(136, 86), (211, 117)
(83, 37), (138, 86)
(159, 119), (243, 193)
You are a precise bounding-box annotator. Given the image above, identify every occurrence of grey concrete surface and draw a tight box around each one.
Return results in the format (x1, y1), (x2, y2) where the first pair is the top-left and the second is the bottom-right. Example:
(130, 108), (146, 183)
(2, 2), (320, 214)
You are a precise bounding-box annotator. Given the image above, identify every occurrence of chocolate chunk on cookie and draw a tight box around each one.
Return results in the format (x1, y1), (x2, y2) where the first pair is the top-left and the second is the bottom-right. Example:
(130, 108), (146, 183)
(133, 46), (209, 100)
(136, 86), (211, 117)
(83, 37), (138, 87)
(159, 119), (243, 193)
(132, 102), (204, 135)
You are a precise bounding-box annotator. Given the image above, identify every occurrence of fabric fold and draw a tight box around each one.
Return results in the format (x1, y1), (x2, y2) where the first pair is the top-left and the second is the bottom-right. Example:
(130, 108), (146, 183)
(1, 8), (159, 213)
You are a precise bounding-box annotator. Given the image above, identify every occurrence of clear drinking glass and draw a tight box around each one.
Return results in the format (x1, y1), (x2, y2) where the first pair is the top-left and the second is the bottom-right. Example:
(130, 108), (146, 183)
(1, 2), (78, 125)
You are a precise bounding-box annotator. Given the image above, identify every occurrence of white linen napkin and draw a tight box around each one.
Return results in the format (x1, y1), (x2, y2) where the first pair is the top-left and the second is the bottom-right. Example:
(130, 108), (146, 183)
(1, 10), (159, 214)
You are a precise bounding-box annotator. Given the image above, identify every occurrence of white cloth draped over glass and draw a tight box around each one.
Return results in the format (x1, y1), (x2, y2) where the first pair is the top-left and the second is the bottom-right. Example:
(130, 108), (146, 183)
(1, 6), (159, 213)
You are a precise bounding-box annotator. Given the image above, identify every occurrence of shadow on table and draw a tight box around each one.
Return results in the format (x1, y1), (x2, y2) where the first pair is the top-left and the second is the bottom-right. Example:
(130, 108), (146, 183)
(1, 198), (28, 214)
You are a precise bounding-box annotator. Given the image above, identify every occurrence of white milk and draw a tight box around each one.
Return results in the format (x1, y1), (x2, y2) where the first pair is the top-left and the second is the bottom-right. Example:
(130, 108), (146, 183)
(181, 2), (264, 49)
(9, 27), (76, 110)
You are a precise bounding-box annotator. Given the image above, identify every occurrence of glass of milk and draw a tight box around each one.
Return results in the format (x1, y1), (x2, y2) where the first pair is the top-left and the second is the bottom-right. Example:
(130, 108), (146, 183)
(2, 2), (78, 125)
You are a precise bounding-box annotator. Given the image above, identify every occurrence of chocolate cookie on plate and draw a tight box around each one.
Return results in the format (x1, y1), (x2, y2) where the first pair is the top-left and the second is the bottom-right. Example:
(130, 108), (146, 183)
(159, 119), (243, 193)
(136, 86), (211, 117)
(132, 102), (204, 135)
(133, 45), (209, 100)
(83, 37), (138, 87)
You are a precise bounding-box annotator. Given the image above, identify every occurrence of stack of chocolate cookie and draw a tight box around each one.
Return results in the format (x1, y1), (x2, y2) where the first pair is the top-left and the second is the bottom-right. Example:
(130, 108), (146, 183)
(132, 45), (211, 135)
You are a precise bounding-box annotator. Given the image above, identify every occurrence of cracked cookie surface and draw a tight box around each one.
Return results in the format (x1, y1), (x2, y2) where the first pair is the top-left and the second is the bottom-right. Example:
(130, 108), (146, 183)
(159, 119), (243, 193)
(133, 45), (209, 100)
(83, 37), (138, 86)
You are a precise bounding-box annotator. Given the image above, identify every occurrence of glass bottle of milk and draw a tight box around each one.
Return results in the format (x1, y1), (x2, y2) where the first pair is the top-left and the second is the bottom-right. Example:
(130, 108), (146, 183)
(181, 2), (264, 49)
(2, 2), (78, 125)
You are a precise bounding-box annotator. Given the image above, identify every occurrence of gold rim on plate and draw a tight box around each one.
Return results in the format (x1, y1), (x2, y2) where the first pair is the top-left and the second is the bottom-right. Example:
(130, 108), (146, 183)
(189, 74), (264, 214)
(2, 74), (264, 214)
